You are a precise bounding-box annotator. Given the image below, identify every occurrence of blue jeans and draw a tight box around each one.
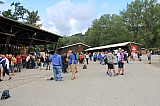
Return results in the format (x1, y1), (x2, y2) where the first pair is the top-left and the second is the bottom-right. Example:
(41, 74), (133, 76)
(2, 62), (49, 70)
(52, 65), (62, 81)
(35, 61), (38, 67)
(10, 65), (14, 72)
(17, 63), (21, 72)
(99, 58), (102, 64)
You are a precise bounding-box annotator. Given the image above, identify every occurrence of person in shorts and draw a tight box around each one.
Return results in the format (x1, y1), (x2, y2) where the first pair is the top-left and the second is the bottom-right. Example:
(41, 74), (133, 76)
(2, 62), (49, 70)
(0, 54), (12, 81)
(68, 50), (77, 80)
(106, 50), (117, 77)
(117, 49), (125, 75)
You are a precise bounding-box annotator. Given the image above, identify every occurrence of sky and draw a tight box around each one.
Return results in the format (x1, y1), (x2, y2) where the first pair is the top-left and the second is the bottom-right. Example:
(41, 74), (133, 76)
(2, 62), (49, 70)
(1, 0), (160, 36)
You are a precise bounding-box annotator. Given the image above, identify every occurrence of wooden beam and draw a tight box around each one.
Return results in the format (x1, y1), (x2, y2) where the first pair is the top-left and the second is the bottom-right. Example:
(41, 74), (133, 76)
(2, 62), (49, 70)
(0, 32), (15, 36)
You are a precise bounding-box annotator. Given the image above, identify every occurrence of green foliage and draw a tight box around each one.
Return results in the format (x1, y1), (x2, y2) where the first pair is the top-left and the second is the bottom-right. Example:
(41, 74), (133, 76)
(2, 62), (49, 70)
(58, 34), (86, 48)
(2, 2), (27, 20)
(24, 10), (42, 28)
(84, 0), (160, 48)
(1, 2), (41, 28)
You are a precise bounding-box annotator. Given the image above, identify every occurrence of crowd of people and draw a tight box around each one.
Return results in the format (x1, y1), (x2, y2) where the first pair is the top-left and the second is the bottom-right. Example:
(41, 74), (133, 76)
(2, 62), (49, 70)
(0, 48), (159, 82)
(0, 50), (87, 82)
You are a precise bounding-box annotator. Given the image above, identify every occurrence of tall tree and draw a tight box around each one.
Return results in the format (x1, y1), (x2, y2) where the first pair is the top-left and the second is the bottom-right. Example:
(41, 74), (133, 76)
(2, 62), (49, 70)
(1, 2), (42, 28)
(25, 10), (42, 28)
(2, 2), (27, 20)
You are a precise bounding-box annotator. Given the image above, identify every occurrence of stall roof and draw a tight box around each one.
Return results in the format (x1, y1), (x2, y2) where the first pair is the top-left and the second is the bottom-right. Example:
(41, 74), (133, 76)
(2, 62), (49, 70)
(0, 15), (63, 46)
(85, 42), (142, 51)
(59, 43), (90, 49)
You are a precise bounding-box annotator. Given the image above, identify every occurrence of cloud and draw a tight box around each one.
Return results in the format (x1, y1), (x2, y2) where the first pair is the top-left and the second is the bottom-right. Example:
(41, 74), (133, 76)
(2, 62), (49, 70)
(0, 2), (11, 12)
(42, 0), (97, 36)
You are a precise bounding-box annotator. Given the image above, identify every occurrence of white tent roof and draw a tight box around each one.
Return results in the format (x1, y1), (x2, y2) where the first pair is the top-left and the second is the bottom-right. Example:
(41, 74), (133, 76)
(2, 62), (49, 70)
(85, 42), (142, 51)
(59, 43), (90, 49)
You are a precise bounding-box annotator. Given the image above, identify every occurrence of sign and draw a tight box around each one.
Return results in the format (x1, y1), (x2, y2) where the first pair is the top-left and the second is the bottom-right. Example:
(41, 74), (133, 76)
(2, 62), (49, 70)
(131, 45), (138, 53)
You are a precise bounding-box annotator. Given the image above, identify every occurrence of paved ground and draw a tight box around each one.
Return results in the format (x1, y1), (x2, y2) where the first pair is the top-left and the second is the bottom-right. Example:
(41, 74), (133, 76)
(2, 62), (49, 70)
(0, 55), (160, 106)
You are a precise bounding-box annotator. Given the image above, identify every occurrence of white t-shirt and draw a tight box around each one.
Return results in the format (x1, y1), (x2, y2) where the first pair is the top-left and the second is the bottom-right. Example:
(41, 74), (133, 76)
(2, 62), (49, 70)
(86, 54), (89, 59)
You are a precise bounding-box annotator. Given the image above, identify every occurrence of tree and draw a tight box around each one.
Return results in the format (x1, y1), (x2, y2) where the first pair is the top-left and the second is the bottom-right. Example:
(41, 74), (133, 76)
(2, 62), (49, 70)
(1, 2), (42, 28)
(25, 10), (42, 28)
(120, 0), (160, 48)
(2, 2), (27, 20)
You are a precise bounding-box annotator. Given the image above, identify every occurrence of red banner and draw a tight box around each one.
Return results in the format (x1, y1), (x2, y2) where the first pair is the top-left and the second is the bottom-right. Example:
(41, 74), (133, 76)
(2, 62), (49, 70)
(131, 45), (138, 53)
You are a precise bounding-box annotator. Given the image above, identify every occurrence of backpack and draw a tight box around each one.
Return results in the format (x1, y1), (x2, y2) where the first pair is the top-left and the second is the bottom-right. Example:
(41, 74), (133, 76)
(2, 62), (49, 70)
(1, 90), (10, 100)
(104, 55), (108, 64)
(83, 64), (87, 69)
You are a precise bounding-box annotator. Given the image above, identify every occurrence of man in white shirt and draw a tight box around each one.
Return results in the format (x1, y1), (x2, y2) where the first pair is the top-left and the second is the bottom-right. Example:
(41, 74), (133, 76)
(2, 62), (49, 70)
(0, 55), (12, 81)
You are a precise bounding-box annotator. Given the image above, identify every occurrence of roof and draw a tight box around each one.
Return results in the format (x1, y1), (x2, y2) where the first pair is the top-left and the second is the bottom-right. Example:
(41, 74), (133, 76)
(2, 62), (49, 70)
(85, 42), (142, 51)
(0, 15), (63, 45)
(59, 43), (90, 49)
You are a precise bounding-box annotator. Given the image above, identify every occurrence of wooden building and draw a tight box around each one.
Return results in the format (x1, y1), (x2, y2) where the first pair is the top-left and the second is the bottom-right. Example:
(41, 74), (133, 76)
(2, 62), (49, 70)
(85, 42), (142, 53)
(0, 16), (62, 54)
(58, 43), (90, 55)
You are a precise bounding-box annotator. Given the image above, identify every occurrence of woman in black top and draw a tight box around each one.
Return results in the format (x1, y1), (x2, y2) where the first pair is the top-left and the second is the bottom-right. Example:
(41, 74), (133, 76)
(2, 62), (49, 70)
(40, 56), (44, 70)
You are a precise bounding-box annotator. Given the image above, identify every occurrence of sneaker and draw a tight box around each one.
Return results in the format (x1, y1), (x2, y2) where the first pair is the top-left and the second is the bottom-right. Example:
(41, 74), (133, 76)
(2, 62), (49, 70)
(114, 74), (117, 77)
(106, 72), (109, 75)
(116, 73), (119, 76)
(120, 73), (124, 75)
(109, 73), (112, 77)
(59, 80), (64, 82)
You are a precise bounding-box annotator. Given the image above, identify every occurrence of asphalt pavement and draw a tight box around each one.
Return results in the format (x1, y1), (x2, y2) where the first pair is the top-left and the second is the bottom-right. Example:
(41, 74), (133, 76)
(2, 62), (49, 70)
(0, 55), (160, 106)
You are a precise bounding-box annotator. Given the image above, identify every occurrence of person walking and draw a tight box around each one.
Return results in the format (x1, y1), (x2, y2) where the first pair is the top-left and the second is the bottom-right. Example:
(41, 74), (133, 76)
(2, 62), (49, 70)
(98, 52), (103, 64)
(117, 49), (125, 75)
(49, 50), (63, 81)
(16, 54), (22, 72)
(85, 52), (89, 65)
(68, 50), (77, 80)
(61, 52), (68, 73)
(147, 50), (151, 64)
(0, 54), (12, 81)
(93, 52), (97, 62)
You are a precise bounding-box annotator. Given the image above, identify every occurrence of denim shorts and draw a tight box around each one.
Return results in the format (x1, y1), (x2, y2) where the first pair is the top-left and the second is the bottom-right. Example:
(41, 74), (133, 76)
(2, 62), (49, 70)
(46, 62), (50, 66)
(118, 62), (124, 68)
